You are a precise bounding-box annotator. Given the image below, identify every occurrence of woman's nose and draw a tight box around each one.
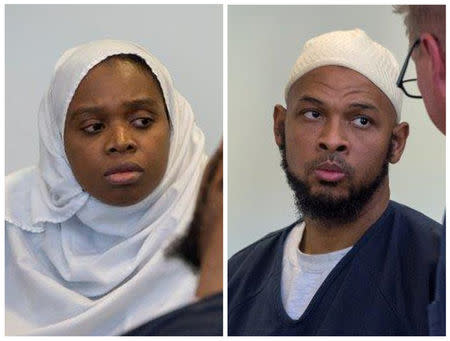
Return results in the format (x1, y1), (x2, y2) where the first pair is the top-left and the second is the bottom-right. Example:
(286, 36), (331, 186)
(105, 124), (137, 154)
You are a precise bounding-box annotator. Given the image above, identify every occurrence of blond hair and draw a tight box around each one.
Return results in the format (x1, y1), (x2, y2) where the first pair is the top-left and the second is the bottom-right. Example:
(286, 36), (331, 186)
(394, 5), (445, 57)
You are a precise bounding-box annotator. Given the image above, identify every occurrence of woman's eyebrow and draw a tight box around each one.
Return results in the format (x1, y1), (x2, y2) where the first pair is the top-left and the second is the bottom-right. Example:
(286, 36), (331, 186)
(67, 98), (162, 121)
(67, 106), (104, 121)
(122, 98), (160, 111)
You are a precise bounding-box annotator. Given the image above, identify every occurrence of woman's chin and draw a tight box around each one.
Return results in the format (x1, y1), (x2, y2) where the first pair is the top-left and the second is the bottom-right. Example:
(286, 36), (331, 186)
(92, 190), (151, 207)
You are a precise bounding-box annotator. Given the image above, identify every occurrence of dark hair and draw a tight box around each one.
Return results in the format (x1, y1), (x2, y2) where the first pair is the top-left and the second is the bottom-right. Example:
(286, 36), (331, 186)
(102, 53), (172, 128)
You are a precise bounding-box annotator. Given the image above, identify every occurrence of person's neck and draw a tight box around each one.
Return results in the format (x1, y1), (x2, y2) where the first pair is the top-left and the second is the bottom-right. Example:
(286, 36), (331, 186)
(300, 181), (390, 255)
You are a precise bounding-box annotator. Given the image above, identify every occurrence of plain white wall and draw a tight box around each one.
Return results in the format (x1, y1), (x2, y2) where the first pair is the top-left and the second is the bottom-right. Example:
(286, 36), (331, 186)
(228, 5), (446, 256)
(6, 4), (222, 174)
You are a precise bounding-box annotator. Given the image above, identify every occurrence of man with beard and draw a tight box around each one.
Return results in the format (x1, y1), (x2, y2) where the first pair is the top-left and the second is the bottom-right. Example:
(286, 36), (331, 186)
(228, 29), (442, 336)
(125, 143), (223, 336)
(394, 5), (446, 335)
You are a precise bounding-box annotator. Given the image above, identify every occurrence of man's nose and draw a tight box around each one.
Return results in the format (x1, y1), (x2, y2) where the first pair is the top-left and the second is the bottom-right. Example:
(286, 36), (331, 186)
(105, 124), (137, 154)
(317, 119), (349, 153)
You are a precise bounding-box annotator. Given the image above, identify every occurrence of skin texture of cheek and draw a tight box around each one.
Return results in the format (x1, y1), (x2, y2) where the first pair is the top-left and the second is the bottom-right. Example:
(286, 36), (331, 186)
(284, 121), (317, 179)
(416, 63), (433, 113)
(65, 132), (170, 206)
(417, 67), (445, 133)
(353, 145), (387, 184)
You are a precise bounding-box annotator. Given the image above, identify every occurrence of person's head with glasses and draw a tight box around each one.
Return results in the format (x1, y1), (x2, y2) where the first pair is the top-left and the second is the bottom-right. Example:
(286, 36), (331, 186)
(394, 5), (446, 135)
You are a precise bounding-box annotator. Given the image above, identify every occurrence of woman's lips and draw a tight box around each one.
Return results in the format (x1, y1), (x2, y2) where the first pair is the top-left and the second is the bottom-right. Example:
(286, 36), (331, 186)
(105, 171), (143, 185)
(314, 163), (346, 182)
(104, 163), (144, 185)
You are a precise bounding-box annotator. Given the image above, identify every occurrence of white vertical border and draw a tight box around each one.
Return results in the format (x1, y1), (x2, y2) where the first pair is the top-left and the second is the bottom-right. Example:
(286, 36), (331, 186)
(222, 2), (228, 337)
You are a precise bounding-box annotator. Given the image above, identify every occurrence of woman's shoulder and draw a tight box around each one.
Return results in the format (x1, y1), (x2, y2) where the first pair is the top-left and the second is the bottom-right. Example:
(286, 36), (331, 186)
(6, 166), (44, 232)
(6, 166), (38, 189)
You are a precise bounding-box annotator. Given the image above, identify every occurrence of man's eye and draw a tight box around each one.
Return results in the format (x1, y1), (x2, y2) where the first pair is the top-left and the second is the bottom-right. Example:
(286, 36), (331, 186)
(132, 117), (153, 128)
(352, 116), (371, 128)
(303, 110), (322, 120)
(83, 123), (104, 134)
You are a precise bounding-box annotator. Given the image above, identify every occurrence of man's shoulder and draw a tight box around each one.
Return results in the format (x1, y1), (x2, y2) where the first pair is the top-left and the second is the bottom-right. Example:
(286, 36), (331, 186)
(124, 293), (223, 336)
(390, 200), (443, 236)
(228, 221), (298, 274)
(228, 221), (299, 311)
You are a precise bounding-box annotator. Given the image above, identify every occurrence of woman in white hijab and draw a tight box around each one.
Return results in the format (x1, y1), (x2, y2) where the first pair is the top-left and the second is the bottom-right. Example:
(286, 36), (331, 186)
(5, 40), (207, 335)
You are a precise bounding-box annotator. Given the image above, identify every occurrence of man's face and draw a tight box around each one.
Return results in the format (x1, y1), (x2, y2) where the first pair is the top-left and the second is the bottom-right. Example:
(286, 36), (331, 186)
(167, 143), (223, 272)
(411, 36), (446, 134)
(64, 58), (170, 206)
(274, 66), (407, 222)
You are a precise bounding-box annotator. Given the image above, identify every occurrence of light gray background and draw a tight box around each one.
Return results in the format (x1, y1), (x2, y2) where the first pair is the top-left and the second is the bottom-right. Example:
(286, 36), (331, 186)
(229, 5), (446, 256)
(6, 4), (222, 174)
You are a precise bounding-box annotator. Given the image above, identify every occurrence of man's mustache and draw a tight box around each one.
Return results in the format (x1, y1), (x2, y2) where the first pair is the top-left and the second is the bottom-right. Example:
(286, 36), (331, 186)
(304, 152), (355, 176)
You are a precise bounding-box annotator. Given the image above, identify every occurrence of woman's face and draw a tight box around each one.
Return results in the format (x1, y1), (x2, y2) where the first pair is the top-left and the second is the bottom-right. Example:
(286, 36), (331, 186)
(64, 58), (170, 206)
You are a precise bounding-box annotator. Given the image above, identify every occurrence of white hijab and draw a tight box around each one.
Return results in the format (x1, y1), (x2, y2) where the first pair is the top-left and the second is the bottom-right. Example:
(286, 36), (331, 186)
(5, 40), (207, 335)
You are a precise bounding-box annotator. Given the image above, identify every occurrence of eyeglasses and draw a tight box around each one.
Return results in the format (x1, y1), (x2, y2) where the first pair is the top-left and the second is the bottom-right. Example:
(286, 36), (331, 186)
(396, 38), (422, 99)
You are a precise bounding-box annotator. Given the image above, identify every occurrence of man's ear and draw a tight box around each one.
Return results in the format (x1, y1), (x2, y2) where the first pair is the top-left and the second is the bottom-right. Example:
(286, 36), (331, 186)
(273, 104), (287, 147)
(389, 122), (409, 164)
(421, 33), (446, 99)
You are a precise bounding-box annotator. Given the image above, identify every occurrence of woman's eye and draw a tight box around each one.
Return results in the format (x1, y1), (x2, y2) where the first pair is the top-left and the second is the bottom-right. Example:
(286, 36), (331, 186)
(352, 116), (371, 128)
(132, 117), (153, 128)
(303, 110), (322, 120)
(83, 123), (104, 134)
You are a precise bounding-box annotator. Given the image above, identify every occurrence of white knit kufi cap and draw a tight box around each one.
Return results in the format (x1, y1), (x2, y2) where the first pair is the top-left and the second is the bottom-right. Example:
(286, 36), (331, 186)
(285, 28), (403, 121)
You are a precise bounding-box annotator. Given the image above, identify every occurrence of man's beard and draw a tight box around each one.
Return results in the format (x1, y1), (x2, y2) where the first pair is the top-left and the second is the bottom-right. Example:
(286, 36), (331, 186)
(280, 135), (392, 225)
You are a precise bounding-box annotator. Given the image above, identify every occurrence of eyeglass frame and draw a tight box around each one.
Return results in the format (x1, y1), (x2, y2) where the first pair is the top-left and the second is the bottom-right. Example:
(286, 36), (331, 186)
(396, 38), (422, 99)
